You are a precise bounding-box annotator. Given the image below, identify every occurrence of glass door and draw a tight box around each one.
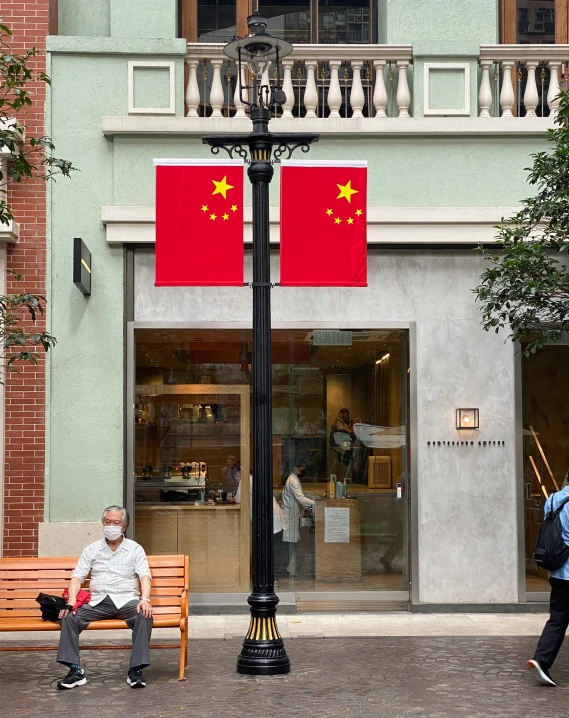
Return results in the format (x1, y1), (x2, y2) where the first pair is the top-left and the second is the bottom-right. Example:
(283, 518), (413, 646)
(522, 344), (569, 596)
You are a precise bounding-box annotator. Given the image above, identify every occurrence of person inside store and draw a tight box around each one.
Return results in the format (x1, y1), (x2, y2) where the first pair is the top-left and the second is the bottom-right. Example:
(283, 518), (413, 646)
(330, 408), (355, 481)
(55, 506), (153, 690)
(527, 472), (569, 687)
(221, 454), (240, 495)
(233, 470), (284, 585)
(275, 462), (315, 579)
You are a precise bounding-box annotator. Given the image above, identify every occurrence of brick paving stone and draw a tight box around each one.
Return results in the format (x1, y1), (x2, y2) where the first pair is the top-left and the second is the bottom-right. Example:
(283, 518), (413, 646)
(1, 636), (569, 717)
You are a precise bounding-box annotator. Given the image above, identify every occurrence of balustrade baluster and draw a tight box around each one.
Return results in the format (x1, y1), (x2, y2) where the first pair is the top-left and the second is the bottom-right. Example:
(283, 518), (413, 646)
(396, 60), (410, 117)
(547, 61), (561, 115)
(373, 60), (387, 117)
(281, 59), (294, 118)
(478, 59), (493, 117)
(499, 60), (515, 117)
(523, 60), (539, 117)
(233, 64), (248, 118)
(327, 60), (342, 118)
(304, 60), (318, 118)
(350, 60), (365, 118)
(185, 58), (200, 117)
(210, 58), (224, 117)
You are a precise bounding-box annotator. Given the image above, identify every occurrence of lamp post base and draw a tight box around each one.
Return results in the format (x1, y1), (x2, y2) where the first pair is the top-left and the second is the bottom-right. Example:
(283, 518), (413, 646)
(237, 616), (291, 675)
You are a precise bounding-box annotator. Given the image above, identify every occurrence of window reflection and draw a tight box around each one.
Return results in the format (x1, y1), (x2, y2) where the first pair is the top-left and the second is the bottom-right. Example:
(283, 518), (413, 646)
(198, 0), (236, 43)
(319, 0), (370, 44)
(259, 0), (311, 43)
(516, 0), (555, 44)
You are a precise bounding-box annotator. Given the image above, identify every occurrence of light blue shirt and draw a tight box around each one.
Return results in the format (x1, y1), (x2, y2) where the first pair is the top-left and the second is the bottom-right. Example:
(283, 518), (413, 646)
(545, 487), (569, 580)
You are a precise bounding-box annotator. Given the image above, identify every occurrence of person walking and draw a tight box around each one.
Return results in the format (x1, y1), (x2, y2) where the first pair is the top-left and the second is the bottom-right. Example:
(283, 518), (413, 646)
(527, 481), (569, 687)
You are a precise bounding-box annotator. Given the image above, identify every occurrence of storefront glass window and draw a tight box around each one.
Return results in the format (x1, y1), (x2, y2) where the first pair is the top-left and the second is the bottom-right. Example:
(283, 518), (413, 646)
(318, 0), (370, 44)
(133, 328), (409, 598)
(522, 344), (569, 594)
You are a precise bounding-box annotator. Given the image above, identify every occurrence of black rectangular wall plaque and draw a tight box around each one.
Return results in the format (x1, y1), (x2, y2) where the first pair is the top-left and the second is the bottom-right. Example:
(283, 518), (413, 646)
(73, 237), (91, 296)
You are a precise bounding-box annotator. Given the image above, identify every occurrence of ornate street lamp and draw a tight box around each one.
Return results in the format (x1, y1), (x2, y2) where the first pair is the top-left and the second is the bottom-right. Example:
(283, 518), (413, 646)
(202, 12), (319, 676)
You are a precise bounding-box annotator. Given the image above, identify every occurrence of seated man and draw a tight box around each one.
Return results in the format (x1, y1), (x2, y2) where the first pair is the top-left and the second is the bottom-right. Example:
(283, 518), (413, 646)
(56, 505), (153, 690)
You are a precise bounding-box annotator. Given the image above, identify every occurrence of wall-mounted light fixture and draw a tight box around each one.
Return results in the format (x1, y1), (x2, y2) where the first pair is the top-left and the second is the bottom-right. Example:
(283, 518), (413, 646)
(456, 408), (479, 430)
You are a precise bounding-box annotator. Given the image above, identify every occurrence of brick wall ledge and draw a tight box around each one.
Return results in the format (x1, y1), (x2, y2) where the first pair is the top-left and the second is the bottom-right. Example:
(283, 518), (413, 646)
(102, 115), (555, 137)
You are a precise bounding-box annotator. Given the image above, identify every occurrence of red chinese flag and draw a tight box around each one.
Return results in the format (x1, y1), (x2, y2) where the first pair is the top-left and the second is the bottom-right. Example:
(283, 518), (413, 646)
(154, 160), (244, 286)
(280, 161), (367, 287)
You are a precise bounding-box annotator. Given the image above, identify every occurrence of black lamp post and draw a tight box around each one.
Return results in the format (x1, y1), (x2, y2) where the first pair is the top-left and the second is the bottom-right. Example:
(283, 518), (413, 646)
(202, 12), (319, 676)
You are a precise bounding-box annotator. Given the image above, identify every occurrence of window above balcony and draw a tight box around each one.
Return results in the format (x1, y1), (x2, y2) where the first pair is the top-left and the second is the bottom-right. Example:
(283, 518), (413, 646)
(180, 0), (378, 44)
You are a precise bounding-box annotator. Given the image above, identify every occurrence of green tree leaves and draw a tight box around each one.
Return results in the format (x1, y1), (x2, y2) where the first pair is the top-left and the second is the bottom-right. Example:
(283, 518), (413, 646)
(474, 91), (569, 356)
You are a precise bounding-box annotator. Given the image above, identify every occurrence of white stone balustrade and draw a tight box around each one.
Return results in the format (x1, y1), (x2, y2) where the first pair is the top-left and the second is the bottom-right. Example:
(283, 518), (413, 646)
(186, 43), (413, 119)
(478, 45), (569, 118)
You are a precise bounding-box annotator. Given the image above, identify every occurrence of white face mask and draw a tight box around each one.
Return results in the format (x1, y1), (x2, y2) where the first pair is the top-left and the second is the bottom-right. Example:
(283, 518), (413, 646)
(103, 525), (123, 541)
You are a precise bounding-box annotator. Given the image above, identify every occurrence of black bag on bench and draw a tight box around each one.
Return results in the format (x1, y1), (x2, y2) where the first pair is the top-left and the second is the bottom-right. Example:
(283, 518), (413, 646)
(35, 593), (67, 622)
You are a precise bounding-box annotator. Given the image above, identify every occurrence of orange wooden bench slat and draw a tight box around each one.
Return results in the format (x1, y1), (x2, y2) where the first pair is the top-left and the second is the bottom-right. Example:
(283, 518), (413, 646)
(0, 554), (190, 681)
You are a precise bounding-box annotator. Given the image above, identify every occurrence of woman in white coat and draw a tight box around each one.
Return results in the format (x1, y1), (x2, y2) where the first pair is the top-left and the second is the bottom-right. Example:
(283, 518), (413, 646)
(275, 463), (314, 579)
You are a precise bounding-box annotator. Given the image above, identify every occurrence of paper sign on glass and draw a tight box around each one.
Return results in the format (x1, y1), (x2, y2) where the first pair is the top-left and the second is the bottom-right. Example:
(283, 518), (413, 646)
(324, 507), (350, 543)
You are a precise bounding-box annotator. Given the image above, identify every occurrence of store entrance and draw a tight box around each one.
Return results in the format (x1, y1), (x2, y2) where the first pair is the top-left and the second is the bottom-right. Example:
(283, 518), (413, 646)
(522, 344), (569, 597)
(131, 327), (410, 608)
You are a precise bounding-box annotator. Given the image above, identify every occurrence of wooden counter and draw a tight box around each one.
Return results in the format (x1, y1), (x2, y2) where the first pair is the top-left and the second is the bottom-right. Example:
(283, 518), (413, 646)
(136, 503), (247, 592)
(314, 499), (361, 582)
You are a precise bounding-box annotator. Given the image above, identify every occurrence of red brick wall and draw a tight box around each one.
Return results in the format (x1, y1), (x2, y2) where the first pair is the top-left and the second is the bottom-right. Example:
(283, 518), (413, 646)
(1, 1), (53, 556)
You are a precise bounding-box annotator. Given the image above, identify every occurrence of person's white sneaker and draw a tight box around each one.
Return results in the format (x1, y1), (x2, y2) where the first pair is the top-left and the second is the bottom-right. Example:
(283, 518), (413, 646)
(527, 659), (557, 686)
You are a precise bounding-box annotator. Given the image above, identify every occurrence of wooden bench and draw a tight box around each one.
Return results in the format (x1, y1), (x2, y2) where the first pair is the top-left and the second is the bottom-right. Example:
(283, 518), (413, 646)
(0, 554), (189, 681)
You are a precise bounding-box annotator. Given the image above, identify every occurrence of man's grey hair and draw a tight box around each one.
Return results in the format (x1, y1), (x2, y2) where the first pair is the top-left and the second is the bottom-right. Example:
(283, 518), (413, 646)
(101, 505), (129, 528)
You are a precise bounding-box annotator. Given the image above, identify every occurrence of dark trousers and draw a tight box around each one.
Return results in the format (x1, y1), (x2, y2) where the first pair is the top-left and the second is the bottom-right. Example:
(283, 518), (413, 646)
(57, 595), (153, 669)
(534, 577), (569, 669)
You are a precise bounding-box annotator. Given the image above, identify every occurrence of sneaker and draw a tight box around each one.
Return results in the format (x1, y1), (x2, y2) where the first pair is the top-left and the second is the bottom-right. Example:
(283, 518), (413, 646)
(57, 667), (86, 690)
(127, 668), (146, 688)
(526, 659), (556, 687)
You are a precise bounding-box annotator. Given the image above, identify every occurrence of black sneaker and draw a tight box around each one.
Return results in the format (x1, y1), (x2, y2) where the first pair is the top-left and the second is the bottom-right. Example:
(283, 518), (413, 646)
(527, 659), (556, 687)
(57, 667), (86, 689)
(127, 668), (146, 688)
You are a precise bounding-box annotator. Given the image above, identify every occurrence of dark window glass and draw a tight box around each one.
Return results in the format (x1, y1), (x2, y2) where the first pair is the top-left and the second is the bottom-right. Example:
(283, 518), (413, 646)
(198, 0), (237, 43)
(318, 0), (369, 43)
(516, 0), (555, 43)
(258, 0), (311, 44)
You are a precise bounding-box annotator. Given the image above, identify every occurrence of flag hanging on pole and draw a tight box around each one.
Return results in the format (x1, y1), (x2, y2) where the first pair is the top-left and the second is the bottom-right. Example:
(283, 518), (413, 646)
(280, 160), (367, 287)
(154, 159), (245, 286)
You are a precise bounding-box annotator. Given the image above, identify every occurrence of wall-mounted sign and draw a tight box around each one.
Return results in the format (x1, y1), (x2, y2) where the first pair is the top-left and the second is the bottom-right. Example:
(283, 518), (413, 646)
(73, 237), (91, 296)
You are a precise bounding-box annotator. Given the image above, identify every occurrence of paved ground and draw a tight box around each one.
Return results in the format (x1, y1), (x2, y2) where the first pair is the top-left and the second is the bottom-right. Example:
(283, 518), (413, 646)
(2, 634), (569, 718)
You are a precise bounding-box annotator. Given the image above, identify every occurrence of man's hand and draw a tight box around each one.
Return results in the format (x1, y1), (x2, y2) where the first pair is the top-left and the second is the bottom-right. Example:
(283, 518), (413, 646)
(137, 599), (153, 618)
(58, 604), (75, 620)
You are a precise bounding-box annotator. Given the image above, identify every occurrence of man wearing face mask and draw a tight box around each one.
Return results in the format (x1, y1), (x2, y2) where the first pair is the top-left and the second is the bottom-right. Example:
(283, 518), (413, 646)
(275, 462), (315, 579)
(55, 505), (153, 690)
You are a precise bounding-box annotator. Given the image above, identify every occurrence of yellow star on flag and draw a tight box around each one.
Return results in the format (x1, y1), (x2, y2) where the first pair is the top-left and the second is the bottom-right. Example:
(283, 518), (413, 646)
(209, 213), (217, 221)
(212, 176), (234, 199)
(336, 180), (359, 203)
(231, 204), (238, 212)
(334, 217), (342, 224)
(201, 204), (208, 212)
(355, 209), (363, 216)
(222, 213), (229, 220)
(326, 208), (333, 216)
(347, 217), (354, 225)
